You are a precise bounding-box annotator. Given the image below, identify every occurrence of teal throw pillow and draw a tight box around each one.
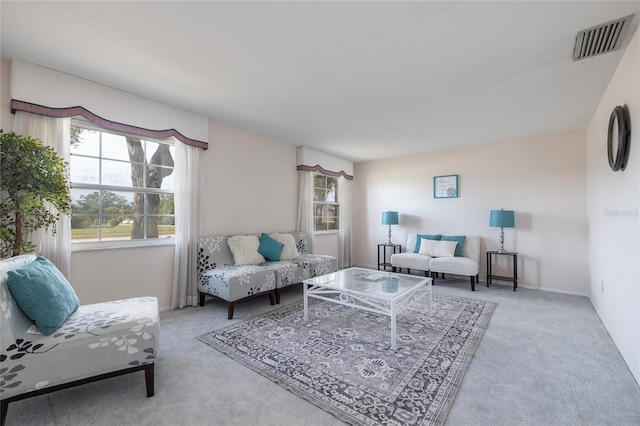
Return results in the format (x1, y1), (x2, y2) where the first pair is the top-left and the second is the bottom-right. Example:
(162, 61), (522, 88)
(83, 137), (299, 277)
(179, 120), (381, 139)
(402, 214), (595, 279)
(440, 235), (466, 257)
(258, 233), (284, 261)
(7, 256), (80, 336)
(414, 234), (441, 253)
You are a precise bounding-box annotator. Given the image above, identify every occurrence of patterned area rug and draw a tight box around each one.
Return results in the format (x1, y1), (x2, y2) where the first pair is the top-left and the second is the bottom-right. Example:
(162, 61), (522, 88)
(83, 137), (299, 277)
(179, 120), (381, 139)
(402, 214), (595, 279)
(198, 292), (496, 425)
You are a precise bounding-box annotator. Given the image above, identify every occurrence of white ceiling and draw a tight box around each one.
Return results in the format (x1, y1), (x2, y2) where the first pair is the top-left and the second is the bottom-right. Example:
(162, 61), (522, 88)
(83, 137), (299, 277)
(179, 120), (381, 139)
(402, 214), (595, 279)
(1, 1), (639, 162)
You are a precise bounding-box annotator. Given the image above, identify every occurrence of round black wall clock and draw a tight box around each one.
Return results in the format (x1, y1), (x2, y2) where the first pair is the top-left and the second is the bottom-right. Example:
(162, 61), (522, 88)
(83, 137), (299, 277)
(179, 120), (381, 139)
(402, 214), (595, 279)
(607, 105), (631, 172)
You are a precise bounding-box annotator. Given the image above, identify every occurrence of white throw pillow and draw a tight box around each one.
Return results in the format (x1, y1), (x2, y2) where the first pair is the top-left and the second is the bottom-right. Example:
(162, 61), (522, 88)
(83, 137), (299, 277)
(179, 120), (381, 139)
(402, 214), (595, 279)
(419, 239), (458, 257)
(269, 233), (300, 260)
(228, 235), (266, 265)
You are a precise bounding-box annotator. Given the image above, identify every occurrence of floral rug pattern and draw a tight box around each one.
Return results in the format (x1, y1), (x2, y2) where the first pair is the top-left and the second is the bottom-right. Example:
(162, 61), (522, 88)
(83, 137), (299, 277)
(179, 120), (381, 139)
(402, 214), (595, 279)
(198, 292), (495, 425)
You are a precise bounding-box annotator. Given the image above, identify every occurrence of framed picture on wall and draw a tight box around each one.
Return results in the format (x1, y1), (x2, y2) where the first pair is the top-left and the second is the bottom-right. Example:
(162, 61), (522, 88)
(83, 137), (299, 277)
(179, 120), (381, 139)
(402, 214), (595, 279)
(434, 175), (459, 198)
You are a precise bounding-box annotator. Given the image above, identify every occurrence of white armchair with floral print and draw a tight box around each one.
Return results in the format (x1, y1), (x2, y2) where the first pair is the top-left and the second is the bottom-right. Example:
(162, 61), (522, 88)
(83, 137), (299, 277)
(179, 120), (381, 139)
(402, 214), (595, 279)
(0, 254), (159, 426)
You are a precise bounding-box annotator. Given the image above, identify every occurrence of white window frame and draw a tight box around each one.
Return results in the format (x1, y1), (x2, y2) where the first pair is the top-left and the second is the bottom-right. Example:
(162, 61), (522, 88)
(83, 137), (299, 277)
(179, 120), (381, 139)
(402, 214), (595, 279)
(70, 119), (176, 250)
(313, 173), (340, 233)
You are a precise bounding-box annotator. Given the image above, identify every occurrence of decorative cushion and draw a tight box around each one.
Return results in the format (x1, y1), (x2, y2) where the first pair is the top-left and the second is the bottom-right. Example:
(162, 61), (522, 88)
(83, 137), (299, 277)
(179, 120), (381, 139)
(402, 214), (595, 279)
(440, 235), (466, 257)
(270, 233), (300, 260)
(7, 256), (80, 336)
(419, 240), (458, 258)
(228, 235), (266, 265)
(258, 233), (284, 261)
(413, 234), (441, 253)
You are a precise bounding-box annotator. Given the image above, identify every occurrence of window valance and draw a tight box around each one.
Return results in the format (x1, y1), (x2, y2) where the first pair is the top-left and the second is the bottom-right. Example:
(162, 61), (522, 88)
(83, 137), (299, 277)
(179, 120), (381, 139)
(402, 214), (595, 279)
(296, 164), (353, 180)
(10, 99), (207, 150)
(297, 146), (353, 180)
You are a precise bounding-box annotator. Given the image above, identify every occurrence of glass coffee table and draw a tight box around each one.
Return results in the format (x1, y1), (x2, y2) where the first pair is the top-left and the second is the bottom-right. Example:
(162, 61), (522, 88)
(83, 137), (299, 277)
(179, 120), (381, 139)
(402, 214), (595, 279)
(302, 267), (432, 350)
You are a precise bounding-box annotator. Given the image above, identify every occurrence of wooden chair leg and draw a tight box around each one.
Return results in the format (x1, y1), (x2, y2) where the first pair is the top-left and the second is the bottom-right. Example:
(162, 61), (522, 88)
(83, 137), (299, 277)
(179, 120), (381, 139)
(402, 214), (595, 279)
(144, 363), (155, 397)
(1, 399), (8, 426)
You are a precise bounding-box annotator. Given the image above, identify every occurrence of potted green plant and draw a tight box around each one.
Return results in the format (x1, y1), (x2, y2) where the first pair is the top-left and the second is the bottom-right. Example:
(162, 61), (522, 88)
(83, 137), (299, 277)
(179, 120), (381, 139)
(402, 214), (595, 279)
(0, 129), (71, 258)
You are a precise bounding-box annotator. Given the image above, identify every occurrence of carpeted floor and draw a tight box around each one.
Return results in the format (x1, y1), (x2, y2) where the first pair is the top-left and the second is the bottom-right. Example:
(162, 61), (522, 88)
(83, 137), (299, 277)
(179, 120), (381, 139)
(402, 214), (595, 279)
(198, 293), (496, 425)
(3, 278), (640, 425)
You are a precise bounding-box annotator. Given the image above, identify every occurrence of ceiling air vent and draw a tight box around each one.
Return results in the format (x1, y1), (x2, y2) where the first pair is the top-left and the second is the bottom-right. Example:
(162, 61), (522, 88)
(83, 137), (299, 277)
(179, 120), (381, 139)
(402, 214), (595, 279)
(573, 14), (635, 61)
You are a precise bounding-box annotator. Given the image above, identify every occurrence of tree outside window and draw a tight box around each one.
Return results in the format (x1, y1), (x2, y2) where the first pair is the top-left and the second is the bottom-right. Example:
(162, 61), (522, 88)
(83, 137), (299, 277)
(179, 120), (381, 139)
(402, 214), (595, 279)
(313, 174), (339, 231)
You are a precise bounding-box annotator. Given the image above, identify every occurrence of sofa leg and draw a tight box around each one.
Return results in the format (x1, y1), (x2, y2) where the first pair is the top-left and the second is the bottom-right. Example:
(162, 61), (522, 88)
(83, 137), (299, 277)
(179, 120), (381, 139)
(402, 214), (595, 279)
(144, 363), (155, 397)
(424, 270), (428, 277)
(227, 302), (235, 319)
(268, 290), (276, 305)
(1, 399), (8, 426)
(199, 292), (205, 307)
(275, 289), (281, 305)
(470, 276), (476, 291)
(407, 268), (411, 275)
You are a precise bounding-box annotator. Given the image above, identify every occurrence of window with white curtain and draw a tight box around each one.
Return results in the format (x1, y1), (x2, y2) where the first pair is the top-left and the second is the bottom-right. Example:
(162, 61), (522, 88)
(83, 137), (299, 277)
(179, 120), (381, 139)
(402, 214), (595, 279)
(70, 119), (175, 246)
(313, 173), (339, 231)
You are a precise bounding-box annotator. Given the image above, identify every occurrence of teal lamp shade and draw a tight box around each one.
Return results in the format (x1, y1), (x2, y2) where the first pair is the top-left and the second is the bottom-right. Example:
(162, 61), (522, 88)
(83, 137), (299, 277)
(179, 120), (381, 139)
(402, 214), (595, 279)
(489, 209), (515, 228)
(382, 211), (399, 245)
(381, 211), (399, 225)
(490, 209), (515, 253)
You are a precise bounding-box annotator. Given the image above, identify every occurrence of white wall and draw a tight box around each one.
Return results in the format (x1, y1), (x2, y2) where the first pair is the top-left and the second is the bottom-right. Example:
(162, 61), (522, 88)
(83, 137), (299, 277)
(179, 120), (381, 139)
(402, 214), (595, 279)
(71, 245), (174, 307)
(586, 26), (640, 383)
(201, 122), (298, 236)
(200, 123), (341, 258)
(353, 129), (588, 295)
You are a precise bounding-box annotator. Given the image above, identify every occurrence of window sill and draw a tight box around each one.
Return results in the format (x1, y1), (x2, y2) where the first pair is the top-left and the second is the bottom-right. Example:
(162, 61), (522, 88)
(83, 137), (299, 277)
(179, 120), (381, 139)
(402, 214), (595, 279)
(72, 238), (175, 252)
(314, 230), (339, 236)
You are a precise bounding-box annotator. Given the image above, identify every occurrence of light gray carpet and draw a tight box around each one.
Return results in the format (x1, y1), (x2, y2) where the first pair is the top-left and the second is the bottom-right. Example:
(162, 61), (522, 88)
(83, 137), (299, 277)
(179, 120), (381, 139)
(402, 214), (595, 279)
(3, 278), (640, 426)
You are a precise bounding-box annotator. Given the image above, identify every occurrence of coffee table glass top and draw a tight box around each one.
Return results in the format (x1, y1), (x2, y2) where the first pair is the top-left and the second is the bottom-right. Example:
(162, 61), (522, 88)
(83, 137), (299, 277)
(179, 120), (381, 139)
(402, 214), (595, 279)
(304, 267), (428, 299)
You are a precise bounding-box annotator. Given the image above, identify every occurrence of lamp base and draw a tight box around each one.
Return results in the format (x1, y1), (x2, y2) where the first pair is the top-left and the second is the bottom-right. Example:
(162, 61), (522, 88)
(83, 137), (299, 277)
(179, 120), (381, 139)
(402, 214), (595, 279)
(496, 227), (510, 253)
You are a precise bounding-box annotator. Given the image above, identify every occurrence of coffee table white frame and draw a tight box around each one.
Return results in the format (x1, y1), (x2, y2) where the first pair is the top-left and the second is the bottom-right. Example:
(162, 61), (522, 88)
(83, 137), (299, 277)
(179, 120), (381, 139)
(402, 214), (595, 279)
(303, 268), (432, 350)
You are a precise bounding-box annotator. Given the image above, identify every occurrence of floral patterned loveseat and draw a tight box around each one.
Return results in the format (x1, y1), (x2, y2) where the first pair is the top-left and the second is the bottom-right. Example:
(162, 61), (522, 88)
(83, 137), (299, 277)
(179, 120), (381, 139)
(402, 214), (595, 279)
(197, 231), (337, 319)
(0, 254), (159, 426)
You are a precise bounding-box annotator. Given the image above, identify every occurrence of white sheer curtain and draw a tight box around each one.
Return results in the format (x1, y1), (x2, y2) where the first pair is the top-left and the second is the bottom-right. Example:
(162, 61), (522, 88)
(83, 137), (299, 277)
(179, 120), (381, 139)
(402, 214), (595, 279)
(296, 170), (315, 252)
(171, 140), (201, 309)
(12, 112), (72, 278)
(338, 176), (352, 269)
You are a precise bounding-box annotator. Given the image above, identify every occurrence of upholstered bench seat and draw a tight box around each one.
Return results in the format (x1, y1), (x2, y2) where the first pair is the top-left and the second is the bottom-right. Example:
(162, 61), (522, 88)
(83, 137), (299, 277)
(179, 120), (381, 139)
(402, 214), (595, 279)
(198, 265), (277, 306)
(391, 234), (481, 291)
(264, 254), (337, 301)
(389, 252), (432, 275)
(197, 232), (337, 318)
(429, 256), (479, 276)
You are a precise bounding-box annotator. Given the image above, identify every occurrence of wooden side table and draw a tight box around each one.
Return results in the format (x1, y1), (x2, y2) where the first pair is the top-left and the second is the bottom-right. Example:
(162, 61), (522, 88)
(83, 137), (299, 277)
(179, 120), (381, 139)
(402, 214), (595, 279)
(378, 243), (401, 271)
(486, 251), (518, 291)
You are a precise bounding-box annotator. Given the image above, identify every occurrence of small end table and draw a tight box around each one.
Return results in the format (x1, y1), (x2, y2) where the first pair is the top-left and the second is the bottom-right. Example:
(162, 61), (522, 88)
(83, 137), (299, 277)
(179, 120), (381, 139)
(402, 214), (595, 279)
(378, 243), (401, 271)
(486, 251), (518, 291)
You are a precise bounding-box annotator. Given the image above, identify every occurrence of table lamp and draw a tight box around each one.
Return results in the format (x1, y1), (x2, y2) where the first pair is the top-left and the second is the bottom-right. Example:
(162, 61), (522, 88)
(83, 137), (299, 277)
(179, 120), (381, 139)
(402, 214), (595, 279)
(382, 211), (399, 245)
(489, 209), (515, 253)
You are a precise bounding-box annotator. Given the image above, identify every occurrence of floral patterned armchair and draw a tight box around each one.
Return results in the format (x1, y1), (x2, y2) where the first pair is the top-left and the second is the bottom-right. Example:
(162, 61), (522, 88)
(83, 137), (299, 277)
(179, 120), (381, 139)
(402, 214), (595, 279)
(0, 254), (159, 426)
